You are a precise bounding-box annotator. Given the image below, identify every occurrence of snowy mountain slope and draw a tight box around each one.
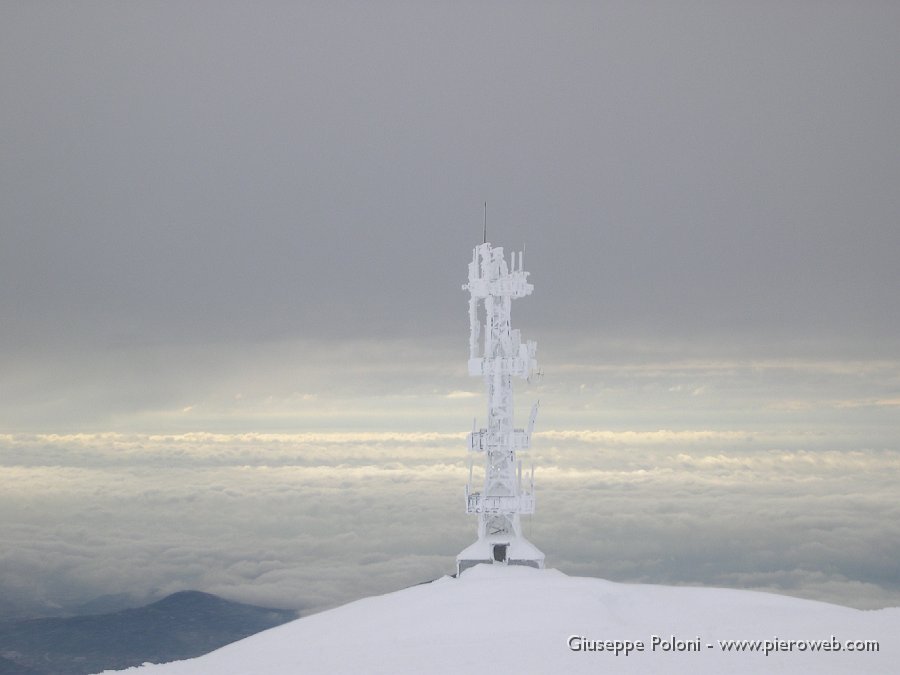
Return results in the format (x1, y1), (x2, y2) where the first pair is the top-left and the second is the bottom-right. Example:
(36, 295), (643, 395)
(104, 565), (899, 675)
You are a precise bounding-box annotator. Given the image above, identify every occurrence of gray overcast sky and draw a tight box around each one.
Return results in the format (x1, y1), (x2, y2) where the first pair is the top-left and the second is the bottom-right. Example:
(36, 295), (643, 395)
(3, 1), (899, 357)
(1, 2), (899, 618)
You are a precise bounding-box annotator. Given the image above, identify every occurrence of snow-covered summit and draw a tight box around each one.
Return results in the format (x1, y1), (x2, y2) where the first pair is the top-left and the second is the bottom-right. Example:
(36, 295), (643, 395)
(103, 565), (898, 674)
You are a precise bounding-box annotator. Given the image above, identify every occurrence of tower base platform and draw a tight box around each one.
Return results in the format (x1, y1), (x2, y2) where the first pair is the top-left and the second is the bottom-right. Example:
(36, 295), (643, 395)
(457, 534), (545, 576)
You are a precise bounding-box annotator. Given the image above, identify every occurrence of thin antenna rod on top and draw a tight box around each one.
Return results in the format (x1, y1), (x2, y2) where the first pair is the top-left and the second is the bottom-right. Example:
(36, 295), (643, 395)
(483, 202), (487, 244)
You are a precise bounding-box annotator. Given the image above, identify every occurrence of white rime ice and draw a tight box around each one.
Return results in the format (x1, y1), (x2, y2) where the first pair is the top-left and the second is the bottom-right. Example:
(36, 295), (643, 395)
(457, 241), (544, 574)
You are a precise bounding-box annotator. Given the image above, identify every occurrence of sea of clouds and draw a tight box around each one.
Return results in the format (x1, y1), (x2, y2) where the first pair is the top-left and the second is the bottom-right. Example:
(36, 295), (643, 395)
(2, 409), (898, 618)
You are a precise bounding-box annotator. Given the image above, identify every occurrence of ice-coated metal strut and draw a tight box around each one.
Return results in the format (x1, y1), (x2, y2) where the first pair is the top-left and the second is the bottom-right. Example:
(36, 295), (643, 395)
(456, 239), (544, 574)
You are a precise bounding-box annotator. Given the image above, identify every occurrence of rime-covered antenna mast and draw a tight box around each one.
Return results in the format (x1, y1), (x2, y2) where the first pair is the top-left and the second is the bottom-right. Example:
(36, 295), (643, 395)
(456, 233), (544, 574)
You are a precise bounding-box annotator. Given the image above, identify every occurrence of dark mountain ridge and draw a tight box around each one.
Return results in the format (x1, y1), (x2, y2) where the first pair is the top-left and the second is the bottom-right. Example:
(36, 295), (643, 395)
(0, 591), (298, 675)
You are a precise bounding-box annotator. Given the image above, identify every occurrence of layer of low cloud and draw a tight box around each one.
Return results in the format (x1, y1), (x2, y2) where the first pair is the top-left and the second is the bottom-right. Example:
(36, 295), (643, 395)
(2, 344), (896, 616)
(2, 427), (898, 618)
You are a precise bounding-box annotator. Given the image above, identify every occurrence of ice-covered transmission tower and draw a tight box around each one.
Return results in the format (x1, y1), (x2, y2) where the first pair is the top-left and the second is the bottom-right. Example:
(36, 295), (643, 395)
(456, 239), (544, 575)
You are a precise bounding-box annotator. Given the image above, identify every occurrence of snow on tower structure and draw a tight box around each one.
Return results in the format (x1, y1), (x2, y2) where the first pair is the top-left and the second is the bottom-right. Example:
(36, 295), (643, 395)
(456, 239), (544, 575)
